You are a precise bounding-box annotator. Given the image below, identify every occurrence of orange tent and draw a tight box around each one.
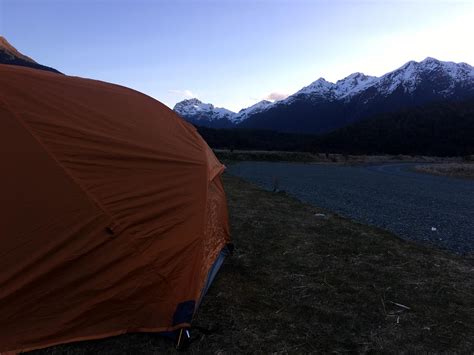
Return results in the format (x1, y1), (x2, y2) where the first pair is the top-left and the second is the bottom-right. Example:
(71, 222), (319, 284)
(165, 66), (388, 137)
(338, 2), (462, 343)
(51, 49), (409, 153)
(0, 64), (230, 353)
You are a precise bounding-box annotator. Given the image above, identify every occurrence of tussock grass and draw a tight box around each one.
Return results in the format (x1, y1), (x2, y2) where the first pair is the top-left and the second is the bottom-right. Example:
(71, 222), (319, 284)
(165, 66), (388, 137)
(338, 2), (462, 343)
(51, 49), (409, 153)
(215, 149), (460, 165)
(414, 163), (474, 179)
(31, 174), (474, 354)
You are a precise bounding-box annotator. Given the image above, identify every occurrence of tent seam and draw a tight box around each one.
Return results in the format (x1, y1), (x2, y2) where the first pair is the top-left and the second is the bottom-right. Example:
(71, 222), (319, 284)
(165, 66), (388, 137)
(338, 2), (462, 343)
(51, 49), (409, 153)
(0, 96), (119, 229)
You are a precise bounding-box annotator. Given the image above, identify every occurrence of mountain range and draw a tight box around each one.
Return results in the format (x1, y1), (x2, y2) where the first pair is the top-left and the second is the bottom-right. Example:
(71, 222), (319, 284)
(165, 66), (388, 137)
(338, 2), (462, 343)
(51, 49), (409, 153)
(174, 57), (474, 134)
(0, 36), (61, 74)
(173, 98), (274, 128)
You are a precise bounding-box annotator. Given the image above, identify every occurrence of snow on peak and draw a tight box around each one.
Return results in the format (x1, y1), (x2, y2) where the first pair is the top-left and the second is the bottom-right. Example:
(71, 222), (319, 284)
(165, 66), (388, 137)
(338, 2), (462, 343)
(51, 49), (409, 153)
(173, 98), (235, 121)
(296, 77), (334, 97)
(286, 72), (377, 103)
(232, 100), (274, 123)
(174, 98), (275, 123)
(421, 56), (439, 64)
(285, 57), (474, 102)
(377, 60), (420, 94)
(334, 72), (377, 98)
(377, 58), (474, 95)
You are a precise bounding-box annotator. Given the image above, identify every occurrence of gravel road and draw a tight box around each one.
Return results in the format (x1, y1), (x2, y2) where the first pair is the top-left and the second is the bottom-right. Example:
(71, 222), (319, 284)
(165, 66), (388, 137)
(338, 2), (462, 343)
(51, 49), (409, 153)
(227, 162), (474, 254)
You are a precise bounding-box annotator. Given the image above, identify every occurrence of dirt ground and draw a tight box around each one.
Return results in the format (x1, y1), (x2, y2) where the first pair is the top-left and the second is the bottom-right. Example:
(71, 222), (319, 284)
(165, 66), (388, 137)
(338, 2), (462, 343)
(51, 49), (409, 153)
(31, 174), (474, 354)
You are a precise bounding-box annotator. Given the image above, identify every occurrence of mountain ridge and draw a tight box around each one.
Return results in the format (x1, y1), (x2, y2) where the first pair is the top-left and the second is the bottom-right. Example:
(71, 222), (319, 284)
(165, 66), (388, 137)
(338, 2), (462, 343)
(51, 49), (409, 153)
(174, 57), (474, 133)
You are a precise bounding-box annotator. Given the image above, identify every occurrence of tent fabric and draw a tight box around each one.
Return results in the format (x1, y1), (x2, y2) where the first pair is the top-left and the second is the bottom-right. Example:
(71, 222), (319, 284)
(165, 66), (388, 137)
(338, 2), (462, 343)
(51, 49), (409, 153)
(0, 64), (230, 353)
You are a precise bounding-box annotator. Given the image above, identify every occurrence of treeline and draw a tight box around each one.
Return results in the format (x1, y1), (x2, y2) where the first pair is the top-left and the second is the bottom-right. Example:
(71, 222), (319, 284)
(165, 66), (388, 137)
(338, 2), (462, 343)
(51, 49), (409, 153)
(196, 127), (317, 152)
(197, 98), (474, 157)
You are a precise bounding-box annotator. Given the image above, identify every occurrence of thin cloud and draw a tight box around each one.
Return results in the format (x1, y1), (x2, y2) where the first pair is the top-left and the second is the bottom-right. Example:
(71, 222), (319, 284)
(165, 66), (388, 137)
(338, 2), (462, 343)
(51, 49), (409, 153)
(168, 89), (197, 99)
(263, 92), (289, 101)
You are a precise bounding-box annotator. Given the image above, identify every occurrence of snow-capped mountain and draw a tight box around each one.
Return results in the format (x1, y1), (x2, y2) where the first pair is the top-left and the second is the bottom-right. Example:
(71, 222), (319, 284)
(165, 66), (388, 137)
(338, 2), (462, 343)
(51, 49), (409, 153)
(287, 72), (378, 102)
(240, 57), (474, 133)
(232, 100), (274, 123)
(375, 57), (474, 96)
(284, 57), (473, 104)
(174, 57), (474, 133)
(173, 98), (236, 128)
(173, 98), (275, 127)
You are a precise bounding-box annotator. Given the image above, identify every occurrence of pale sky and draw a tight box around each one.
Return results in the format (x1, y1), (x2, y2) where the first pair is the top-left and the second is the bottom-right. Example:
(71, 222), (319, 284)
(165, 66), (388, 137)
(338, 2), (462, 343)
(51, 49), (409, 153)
(1, 0), (473, 112)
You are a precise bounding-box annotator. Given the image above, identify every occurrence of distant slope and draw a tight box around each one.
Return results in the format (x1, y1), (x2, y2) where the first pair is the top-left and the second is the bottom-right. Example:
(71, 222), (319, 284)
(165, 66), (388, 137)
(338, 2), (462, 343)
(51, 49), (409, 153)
(0, 36), (62, 74)
(318, 97), (474, 156)
(197, 126), (317, 152)
(197, 97), (474, 156)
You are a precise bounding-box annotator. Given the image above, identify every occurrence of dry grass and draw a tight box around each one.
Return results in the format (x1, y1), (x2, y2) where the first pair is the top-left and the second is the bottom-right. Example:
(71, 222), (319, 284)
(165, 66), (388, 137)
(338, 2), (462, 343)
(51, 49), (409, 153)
(31, 174), (474, 354)
(214, 149), (461, 165)
(414, 163), (474, 179)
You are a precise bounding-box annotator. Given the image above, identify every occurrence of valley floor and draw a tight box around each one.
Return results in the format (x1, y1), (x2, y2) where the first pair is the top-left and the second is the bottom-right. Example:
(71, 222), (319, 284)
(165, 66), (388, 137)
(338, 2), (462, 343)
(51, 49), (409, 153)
(32, 174), (473, 354)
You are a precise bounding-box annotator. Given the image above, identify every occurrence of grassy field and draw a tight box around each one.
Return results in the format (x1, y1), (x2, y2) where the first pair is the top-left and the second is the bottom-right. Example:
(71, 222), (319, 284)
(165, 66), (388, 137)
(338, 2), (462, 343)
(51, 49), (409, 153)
(214, 149), (462, 165)
(33, 174), (473, 354)
(414, 163), (474, 180)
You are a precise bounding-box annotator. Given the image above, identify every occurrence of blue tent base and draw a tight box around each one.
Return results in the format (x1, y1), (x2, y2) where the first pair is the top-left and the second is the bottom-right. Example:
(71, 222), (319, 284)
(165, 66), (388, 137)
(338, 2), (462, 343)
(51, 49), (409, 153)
(160, 243), (233, 349)
(198, 244), (232, 307)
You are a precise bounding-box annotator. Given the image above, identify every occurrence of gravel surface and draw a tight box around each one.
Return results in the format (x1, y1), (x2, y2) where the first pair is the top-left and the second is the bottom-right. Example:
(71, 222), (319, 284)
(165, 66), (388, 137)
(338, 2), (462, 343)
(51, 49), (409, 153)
(228, 162), (474, 254)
